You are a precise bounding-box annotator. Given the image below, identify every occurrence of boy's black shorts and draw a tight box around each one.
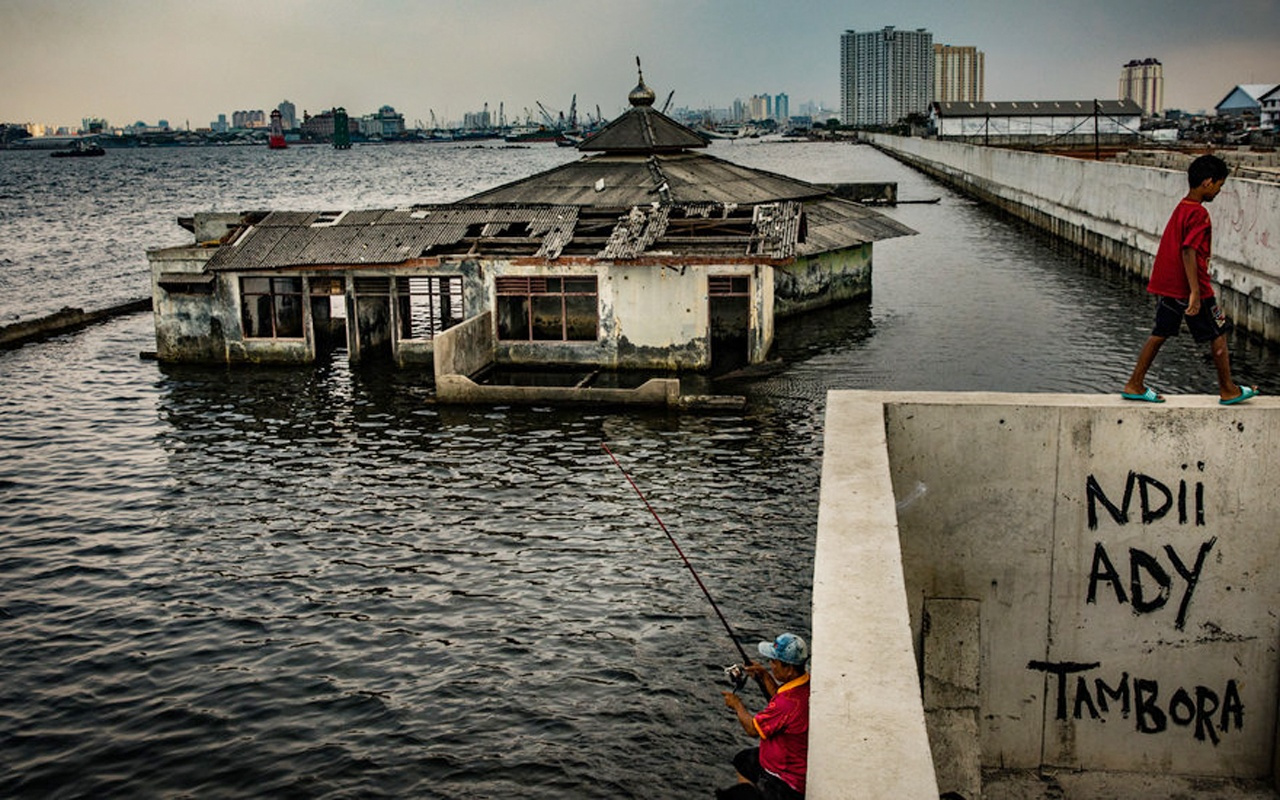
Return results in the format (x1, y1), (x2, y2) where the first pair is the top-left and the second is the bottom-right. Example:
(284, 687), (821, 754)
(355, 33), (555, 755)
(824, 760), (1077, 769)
(1152, 295), (1233, 343)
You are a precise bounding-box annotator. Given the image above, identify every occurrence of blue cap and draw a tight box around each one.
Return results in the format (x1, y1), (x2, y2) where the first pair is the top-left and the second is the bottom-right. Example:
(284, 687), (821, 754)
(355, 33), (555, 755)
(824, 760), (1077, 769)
(758, 632), (808, 666)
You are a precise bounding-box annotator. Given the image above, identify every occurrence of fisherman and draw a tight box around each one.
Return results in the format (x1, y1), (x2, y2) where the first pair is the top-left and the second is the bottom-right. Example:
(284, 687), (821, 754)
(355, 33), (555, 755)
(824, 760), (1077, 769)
(718, 632), (810, 800)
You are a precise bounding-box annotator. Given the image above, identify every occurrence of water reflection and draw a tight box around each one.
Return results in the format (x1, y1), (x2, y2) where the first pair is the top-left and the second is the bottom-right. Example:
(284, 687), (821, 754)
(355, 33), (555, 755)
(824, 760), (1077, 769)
(2, 141), (1278, 798)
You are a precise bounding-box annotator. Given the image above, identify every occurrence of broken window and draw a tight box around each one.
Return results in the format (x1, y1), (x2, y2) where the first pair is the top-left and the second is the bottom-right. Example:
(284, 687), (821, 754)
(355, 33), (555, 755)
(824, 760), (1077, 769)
(495, 275), (598, 342)
(708, 275), (751, 296)
(397, 276), (464, 340)
(240, 277), (303, 338)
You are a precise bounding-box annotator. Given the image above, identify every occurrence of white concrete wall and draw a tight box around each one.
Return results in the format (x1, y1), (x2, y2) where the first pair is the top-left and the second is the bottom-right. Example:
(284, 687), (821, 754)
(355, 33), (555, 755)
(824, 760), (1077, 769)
(815, 391), (1280, 789)
(867, 134), (1280, 342)
(811, 393), (941, 799)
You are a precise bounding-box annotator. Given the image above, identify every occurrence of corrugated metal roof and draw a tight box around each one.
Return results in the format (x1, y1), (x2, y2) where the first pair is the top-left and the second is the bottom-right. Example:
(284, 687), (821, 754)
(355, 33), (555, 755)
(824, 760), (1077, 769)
(578, 106), (708, 153)
(933, 100), (1143, 117)
(208, 205), (582, 271)
(462, 152), (827, 207)
(796, 197), (915, 255)
(201, 197), (914, 271)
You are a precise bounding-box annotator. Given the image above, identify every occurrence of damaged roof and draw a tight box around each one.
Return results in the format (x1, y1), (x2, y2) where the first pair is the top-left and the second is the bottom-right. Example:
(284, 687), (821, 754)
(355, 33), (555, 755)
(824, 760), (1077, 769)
(458, 67), (914, 252)
(197, 69), (913, 273)
(203, 200), (899, 270)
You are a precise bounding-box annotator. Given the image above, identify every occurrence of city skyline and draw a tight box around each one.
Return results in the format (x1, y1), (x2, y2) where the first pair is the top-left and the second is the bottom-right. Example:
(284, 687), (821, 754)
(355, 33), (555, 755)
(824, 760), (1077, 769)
(3, 0), (1276, 132)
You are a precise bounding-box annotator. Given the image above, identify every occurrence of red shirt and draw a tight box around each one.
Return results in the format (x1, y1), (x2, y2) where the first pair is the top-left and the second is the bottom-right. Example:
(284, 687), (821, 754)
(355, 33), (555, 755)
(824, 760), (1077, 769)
(1147, 198), (1214, 300)
(753, 674), (810, 793)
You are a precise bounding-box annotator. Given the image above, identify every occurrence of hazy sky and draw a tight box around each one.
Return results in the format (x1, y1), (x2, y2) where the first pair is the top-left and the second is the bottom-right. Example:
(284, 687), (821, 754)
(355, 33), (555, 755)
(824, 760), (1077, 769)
(3, 0), (1277, 130)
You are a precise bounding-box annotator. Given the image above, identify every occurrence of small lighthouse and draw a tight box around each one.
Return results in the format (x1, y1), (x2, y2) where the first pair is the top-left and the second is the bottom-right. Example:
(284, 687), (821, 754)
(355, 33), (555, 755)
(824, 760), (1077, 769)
(268, 109), (287, 149)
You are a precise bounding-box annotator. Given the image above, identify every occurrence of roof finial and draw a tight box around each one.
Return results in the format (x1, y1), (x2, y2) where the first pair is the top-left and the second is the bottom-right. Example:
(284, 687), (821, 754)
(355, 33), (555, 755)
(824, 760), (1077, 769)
(629, 56), (656, 107)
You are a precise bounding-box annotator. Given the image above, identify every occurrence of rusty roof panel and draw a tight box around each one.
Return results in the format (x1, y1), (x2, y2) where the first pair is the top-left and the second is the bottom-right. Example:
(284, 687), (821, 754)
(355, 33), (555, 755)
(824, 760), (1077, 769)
(750, 202), (802, 259)
(797, 197), (915, 256)
(337, 209), (390, 226)
(600, 206), (670, 259)
(259, 211), (322, 228)
(209, 225), (288, 270)
(260, 227), (322, 267)
(296, 225), (365, 263)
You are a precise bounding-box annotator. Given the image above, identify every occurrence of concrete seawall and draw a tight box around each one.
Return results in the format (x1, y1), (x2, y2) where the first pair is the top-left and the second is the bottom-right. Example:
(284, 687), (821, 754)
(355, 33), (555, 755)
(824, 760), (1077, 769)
(0, 299), (152, 350)
(866, 134), (1280, 345)
(813, 391), (1280, 798)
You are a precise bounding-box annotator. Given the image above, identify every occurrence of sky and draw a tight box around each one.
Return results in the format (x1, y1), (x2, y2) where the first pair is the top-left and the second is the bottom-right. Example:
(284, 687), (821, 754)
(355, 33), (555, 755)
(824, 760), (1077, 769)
(2, 0), (1277, 131)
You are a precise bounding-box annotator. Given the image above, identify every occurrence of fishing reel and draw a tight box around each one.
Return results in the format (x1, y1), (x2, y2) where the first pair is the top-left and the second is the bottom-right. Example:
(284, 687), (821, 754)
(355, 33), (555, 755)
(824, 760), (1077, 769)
(723, 663), (749, 692)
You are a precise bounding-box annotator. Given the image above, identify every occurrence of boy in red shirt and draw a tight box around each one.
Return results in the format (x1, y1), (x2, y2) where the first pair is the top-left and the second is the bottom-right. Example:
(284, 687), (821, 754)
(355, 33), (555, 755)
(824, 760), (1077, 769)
(720, 632), (809, 799)
(1123, 153), (1257, 405)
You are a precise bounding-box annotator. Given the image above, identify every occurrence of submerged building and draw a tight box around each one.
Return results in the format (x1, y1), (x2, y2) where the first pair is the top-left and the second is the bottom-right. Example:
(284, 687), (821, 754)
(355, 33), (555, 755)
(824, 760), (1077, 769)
(147, 70), (913, 393)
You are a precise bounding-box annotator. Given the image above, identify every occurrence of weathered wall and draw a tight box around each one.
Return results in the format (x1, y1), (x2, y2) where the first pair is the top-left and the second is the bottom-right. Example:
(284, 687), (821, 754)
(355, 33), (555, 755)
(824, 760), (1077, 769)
(815, 391), (1280, 791)
(148, 247), (224, 362)
(774, 246), (872, 319)
(867, 134), (1280, 343)
(433, 311), (494, 381)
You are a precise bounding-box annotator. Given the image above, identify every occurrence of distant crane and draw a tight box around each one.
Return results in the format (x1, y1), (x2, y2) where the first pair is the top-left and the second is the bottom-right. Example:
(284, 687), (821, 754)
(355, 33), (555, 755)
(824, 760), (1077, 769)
(568, 94), (578, 130)
(662, 90), (674, 114)
(536, 101), (557, 129)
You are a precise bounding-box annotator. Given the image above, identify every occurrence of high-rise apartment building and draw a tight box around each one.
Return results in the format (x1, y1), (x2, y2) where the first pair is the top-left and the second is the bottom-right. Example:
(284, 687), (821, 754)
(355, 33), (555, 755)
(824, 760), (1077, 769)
(934, 44), (984, 103)
(841, 26), (934, 127)
(774, 93), (790, 123)
(748, 94), (772, 121)
(1119, 58), (1164, 117)
(277, 100), (297, 131)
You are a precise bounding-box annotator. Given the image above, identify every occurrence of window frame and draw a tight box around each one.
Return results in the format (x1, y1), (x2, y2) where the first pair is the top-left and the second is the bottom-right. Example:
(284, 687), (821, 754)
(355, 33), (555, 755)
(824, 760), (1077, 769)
(240, 276), (304, 339)
(495, 275), (599, 343)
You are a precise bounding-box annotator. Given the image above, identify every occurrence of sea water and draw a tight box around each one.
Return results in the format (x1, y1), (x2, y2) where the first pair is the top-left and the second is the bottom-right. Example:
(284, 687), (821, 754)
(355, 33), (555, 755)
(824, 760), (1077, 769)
(1, 140), (1277, 798)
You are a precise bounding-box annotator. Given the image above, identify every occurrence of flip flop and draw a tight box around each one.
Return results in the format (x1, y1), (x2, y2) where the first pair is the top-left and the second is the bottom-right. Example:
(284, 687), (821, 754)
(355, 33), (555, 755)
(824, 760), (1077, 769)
(1220, 386), (1258, 406)
(1121, 387), (1164, 403)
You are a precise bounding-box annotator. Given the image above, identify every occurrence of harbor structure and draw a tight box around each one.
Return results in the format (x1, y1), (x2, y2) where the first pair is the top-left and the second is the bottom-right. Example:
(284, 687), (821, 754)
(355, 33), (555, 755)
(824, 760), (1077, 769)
(933, 44), (984, 104)
(840, 26), (934, 127)
(146, 70), (913, 400)
(1119, 57), (1164, 118)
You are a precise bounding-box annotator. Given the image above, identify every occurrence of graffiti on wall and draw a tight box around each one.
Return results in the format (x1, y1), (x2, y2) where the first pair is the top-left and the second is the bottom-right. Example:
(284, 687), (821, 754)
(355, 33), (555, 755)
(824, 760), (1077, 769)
(1024, 466), (1243, 745)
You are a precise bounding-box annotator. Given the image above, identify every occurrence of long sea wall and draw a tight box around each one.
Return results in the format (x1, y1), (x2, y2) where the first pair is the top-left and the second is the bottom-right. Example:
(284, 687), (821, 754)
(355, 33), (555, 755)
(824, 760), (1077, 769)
(867, 134), (1280, 344)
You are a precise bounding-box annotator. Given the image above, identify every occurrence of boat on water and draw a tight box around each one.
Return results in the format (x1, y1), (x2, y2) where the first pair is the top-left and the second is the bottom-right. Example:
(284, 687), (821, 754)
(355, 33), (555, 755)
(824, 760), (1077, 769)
(504, 125), (561, 143)
(51, 141), (105, 158)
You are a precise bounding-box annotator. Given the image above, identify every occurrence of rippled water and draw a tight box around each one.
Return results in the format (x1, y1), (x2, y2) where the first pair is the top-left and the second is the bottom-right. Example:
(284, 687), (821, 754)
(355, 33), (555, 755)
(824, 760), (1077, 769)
(2, 141), (1277, 798)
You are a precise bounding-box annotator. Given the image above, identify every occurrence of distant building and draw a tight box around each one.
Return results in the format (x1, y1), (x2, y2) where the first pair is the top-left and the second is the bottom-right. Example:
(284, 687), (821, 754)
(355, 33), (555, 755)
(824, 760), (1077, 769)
(277, 100), (297, 131)
(748, 94), (771, 121)
(300, 109), (357, 139)
(233, 110), (267, 129)
(358, 105), (406, 139)
(211, 114), (229, 134)
(934, 45), (983, 103)
(1215, 84), (1279, 119)
(931, 99), (1143, 143)
(1261, 85), (1280, 130)
(463, 109), (492, 130)
(81, 118), (108, 134)
(841, 26), (934, 127)
(1119, 58), (1164, 117)
(774, 93), (790, 123)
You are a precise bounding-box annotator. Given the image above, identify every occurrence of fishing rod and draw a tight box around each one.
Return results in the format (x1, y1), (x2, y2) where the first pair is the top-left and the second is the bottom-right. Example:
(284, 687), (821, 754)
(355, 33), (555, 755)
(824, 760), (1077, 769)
(601, 442), (769, 699)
